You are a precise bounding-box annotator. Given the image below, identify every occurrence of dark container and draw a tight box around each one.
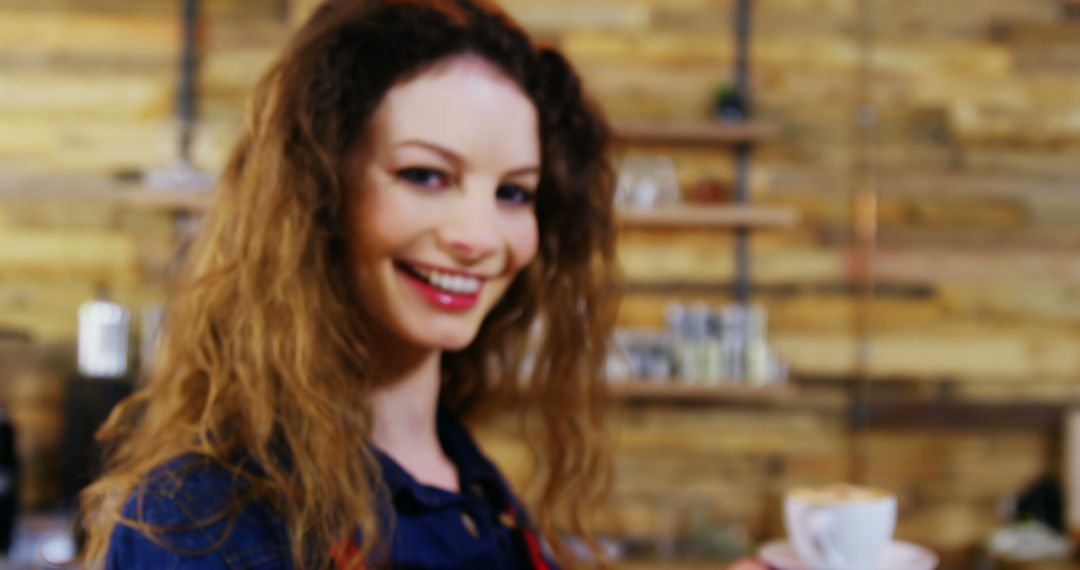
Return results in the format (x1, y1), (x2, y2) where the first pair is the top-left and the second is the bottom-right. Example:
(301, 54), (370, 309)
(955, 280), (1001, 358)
(0, 408), (18, 554)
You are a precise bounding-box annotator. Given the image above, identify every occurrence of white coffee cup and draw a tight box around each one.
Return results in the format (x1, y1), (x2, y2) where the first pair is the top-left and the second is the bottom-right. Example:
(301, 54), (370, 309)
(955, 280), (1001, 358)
(784, 483), (897, 570)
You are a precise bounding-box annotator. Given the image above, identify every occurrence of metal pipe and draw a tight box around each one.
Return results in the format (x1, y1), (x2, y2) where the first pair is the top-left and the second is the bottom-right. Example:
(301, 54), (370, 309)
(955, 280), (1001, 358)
(179, 0), (199, 164)
(733, 0), (752, 306)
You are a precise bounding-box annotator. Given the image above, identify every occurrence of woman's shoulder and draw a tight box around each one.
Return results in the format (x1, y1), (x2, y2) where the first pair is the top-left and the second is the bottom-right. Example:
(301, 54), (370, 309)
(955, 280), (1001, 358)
(107, 456), (292, 569)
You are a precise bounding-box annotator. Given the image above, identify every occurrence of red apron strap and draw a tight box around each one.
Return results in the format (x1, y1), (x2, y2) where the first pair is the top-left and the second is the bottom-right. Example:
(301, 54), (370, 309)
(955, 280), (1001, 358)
(331, 536), (367, 570)
(502, 505), (552, 570)
(521, 526), (552, 570)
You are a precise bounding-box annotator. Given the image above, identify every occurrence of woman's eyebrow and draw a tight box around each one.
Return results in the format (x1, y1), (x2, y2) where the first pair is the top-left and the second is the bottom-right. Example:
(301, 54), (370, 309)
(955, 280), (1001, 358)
(504, 166), (541, 178)
(394, 139), (463, 167)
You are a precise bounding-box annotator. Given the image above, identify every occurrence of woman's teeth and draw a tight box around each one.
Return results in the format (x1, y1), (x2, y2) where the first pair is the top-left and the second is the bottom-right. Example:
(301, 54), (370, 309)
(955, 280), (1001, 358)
(410, 265), (482, 294)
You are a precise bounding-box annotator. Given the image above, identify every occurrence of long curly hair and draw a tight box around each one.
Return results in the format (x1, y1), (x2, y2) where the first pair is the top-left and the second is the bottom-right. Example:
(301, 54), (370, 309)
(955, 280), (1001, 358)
(79, 0), (617, 568)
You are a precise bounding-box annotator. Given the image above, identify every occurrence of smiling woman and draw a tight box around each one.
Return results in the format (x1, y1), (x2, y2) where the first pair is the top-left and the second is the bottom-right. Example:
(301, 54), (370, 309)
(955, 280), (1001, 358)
(77, 1), (616, 569)
(348, 56), (541, 350)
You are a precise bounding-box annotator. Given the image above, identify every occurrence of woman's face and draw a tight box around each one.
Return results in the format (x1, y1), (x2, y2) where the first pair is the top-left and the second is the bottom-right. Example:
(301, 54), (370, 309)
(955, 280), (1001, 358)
(346, 55), (541, 352)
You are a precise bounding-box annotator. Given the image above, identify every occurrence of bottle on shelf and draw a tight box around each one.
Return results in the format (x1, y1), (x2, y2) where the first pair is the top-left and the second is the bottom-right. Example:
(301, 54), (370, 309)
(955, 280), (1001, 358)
(669, 303), (724, 385)
(63, 287), (136, 503)
(612, 329), (673, 383)
(76, 289), (132, 380)
(702, 307), (727, 385)
(745, 304), (771, 385)
(666, 303), (698, 382)
(615, 301), (790, 389)
(720, 304), (748, 381)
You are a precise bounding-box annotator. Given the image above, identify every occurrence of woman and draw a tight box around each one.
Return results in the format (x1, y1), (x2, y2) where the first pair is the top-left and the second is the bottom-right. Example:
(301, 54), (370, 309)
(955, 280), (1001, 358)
(80, 1), (616, 568)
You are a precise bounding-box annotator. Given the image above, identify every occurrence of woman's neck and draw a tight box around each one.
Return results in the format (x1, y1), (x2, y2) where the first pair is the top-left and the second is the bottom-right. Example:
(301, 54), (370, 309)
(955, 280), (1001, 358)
(370, 348), (441, 450)
(368, 346), (460, 492)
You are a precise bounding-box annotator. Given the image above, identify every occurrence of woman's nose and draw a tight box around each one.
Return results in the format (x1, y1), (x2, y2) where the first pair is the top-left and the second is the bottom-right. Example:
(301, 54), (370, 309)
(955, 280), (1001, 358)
(435, 195), (503, 262)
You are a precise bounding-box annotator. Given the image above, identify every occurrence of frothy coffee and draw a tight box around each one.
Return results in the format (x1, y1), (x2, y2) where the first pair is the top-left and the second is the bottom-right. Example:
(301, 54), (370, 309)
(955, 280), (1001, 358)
(788, 483), (891, 504)
(784, 484), (898, 570)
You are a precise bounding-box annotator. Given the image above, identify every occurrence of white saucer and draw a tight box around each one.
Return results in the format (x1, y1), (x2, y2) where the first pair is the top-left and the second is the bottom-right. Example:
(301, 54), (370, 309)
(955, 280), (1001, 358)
(758, 539), (939, 570)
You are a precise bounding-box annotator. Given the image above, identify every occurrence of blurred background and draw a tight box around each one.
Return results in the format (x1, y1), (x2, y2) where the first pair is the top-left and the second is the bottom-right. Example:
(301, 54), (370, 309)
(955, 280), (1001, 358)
(1, 0), (1079, 568)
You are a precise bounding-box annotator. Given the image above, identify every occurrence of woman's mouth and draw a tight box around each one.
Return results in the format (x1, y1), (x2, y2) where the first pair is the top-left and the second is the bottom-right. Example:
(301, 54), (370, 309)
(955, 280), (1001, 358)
(394, 260), (484, 311)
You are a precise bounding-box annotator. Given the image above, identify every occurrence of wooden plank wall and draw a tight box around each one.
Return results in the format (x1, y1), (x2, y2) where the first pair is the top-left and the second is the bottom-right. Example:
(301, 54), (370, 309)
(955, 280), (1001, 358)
(1, 0), (1079, 564)
(494, 0), (1078, 558)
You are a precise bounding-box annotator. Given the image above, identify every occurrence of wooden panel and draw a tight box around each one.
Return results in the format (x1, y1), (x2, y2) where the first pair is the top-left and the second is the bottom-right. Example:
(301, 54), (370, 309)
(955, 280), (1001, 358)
(618, 236), (845, 285)
(0, 117), (238, 173)
(937, 283), (1080, 322)
(872, 0), (1057, 39)
(0, 229), (139, 280)
(614, 120), (781, 146)
(0, 12), (177, 59)
(875, 249), (1080, 284)
(774, 331), (1080, 380)
(500, 0), (651, 32)
(200, 48), (279, 96)
(0, 0), (280, 18)
(0, 175), (214, 213)
(0, 71), (172, 118)
(616, 205), (799, 229)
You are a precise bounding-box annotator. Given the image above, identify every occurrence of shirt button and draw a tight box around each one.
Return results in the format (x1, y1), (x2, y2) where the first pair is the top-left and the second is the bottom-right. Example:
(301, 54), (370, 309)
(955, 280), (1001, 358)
(460, 512), (479, 538)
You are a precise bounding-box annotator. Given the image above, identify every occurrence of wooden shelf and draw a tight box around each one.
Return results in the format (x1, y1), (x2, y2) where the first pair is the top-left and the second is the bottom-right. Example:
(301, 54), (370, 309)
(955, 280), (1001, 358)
(611, 381), (797, 404)
(620, 281), (748, 296)
(861, 399), (1075, 431)
(613, 119), (780, 146)
(0, 175), (213, 212)
(617, 204), (799, 229)
(609, 381), (847, 410)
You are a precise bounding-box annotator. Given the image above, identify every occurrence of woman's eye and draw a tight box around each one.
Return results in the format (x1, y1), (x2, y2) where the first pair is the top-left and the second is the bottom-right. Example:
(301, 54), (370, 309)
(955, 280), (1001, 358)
(496, 184), (536, 206)
(397, 167), (449, 189)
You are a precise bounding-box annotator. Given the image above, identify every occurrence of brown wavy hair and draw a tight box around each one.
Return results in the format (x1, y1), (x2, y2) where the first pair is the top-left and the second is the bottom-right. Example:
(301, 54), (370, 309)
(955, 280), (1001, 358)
(79, 0), (617, 568)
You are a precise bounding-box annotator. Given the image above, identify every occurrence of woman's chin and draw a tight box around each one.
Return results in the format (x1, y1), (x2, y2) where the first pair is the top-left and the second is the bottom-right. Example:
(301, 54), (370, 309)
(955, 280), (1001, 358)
(435, 333), (479, 352)
(402, 325), (480, 353)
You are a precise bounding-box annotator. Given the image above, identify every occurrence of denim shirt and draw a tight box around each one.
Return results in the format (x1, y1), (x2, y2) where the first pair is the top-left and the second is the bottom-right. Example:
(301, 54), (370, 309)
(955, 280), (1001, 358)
(107, 409), (560, 569)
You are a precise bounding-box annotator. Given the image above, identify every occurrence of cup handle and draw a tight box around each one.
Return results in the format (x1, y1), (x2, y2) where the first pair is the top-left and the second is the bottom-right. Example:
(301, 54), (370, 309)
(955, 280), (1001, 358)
(807, 509), (845, 569)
